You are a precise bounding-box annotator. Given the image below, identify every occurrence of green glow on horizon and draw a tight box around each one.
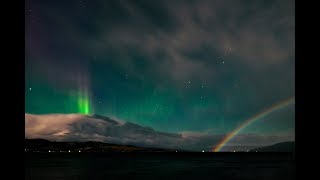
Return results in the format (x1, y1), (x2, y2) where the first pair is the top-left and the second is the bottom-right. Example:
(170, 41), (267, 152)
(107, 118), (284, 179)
(78, 96), (89, 114)
(77, 87), (90, 115)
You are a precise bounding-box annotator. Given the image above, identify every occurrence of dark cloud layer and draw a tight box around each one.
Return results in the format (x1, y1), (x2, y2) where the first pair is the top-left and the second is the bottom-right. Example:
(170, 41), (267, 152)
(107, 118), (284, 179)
(26, 0), (294, 84)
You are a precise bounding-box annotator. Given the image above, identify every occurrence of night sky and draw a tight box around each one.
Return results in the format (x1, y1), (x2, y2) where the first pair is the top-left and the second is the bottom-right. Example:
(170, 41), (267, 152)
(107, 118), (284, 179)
(25, 0), (294, 137)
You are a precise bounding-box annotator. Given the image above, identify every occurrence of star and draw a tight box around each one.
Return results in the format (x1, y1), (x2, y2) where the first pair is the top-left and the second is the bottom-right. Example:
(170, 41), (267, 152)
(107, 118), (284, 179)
(24, 0), (294, 150)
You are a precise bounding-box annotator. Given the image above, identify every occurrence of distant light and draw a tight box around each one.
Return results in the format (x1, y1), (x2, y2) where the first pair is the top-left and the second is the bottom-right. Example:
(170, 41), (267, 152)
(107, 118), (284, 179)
(79, 150), (81, 152)
(29, 88), (32, 91)
(256, 151), (258, 152)
(49, 150), (51, 152)
(233, 151), (235, 152)
(69, 150), (71, 152)
(202, 150), (204, 152)
(176, 151), (177, 152)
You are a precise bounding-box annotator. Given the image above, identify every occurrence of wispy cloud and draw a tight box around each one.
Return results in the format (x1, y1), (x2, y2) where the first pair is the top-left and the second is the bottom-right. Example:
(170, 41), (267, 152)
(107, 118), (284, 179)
(27, 0), (294, 86)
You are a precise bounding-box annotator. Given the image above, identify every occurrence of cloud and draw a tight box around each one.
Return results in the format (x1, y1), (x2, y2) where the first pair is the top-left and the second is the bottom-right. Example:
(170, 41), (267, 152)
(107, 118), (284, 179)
(26, 0), (294, 87)
(25, 113), (294, 151)
(97, 0), (294, 75)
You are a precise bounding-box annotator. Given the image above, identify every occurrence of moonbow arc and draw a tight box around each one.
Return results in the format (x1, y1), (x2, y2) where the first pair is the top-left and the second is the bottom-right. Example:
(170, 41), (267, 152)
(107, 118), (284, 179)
(213, 97), (295, 152)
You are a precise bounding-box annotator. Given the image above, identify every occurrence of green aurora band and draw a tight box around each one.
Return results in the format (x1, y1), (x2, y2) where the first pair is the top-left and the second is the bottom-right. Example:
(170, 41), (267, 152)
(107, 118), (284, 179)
(77, 85), (90, 115)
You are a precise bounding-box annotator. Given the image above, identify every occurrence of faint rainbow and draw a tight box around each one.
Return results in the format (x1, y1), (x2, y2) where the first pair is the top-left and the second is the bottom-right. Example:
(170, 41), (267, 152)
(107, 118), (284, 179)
(213, 97), (295, 152)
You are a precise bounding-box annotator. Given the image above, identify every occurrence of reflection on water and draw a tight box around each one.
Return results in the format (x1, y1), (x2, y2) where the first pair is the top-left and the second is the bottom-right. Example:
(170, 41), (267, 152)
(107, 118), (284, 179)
(25, 153), (295, 180)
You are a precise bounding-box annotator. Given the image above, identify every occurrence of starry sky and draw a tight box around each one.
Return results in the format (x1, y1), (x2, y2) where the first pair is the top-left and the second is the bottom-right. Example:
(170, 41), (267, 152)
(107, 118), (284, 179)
(25, 0), (295, 137)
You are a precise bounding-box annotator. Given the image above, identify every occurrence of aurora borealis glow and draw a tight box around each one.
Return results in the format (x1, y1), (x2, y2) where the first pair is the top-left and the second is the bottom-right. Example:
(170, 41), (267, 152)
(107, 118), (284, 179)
(25, 0), (295, 148)
(76, 73), (91, 114)
(77, 91), (90, 115)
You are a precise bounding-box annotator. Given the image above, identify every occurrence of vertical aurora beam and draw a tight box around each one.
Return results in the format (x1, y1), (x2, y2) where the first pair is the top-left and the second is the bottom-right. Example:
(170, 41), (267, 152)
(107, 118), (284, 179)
(213, 97), (295, 152)
(77, 92), (90, 114)
(76, 71), (91, 115)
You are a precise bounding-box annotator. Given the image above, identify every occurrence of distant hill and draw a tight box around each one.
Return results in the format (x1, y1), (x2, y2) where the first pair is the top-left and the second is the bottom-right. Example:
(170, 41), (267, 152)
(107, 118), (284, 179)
(25, 113), (295, 152)
(25, 113), (185, 150)
(249, 141), (295, 152)
(25, 138), (179, 152)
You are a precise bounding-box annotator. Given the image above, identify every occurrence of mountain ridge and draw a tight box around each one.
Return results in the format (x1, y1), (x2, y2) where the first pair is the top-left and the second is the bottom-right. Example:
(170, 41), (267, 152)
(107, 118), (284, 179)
(25, 113), (295, 152)
(249, 141), (295, 152)
(25, 138), (179, 152)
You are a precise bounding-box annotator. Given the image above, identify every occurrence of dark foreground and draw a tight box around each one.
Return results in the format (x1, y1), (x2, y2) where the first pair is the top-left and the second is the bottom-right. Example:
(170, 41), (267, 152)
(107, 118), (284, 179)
(25, 152), (295, 180)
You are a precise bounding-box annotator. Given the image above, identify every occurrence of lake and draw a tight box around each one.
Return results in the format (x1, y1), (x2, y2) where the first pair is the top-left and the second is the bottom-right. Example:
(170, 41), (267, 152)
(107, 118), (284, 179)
(25, 152), (295, 180)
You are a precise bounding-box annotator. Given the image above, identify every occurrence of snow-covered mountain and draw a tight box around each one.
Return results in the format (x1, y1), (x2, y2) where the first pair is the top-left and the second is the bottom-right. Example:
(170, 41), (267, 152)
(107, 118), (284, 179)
(25, 113), (294, 152)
